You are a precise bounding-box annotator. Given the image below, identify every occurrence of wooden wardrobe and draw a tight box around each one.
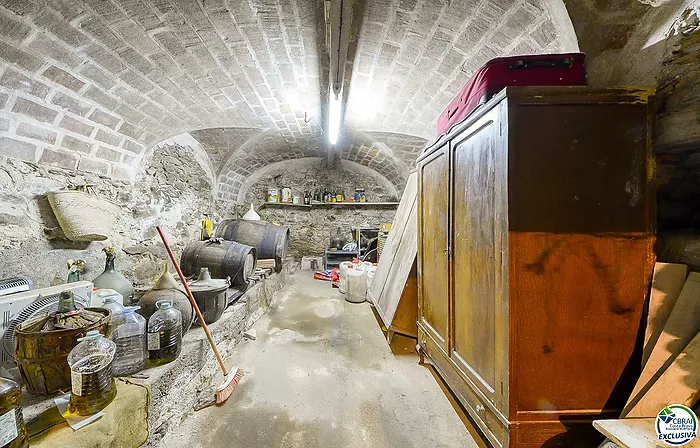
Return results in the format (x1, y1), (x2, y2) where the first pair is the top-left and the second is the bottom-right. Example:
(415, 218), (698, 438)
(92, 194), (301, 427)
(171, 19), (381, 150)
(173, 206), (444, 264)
(416, 87), (656, 447)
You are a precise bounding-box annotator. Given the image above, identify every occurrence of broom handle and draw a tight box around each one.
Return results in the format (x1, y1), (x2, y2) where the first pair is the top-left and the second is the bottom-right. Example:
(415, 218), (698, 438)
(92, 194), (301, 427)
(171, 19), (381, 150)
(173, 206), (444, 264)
(156, 226), (228, 376)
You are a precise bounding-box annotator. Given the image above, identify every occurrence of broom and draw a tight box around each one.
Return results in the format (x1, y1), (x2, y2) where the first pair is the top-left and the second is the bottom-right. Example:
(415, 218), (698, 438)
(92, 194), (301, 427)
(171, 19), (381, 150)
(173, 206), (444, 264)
(156, 226), (243, 404)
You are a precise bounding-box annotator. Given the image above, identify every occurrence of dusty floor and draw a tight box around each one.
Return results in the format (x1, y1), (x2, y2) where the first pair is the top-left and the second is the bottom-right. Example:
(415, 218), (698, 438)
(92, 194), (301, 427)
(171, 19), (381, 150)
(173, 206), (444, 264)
(160, 271), (478, 448)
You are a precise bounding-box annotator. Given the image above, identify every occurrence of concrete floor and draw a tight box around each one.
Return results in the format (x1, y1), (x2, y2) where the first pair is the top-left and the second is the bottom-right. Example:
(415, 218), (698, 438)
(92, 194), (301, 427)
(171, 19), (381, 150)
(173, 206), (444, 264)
(160, 271), (479, 448)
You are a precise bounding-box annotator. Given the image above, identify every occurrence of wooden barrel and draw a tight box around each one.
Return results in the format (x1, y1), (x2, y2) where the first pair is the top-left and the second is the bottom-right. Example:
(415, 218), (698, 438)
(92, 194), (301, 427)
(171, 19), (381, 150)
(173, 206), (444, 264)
(180, 240), (257, 286)
(14, 308), (110, 395)
(215, 220), (290, 271)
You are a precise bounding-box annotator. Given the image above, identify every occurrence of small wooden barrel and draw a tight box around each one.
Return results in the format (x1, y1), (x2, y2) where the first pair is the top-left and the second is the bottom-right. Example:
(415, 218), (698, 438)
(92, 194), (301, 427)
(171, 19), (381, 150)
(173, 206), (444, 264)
(14, 308), (110, 395)
(180, 240), (257, 286)
(215, 220), (290, 272)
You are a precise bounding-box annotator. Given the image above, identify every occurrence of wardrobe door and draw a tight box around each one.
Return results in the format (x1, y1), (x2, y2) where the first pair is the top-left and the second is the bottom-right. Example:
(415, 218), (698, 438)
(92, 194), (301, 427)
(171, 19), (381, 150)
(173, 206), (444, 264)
(418, 145), (450, 351)
(450, 108), (507, 407)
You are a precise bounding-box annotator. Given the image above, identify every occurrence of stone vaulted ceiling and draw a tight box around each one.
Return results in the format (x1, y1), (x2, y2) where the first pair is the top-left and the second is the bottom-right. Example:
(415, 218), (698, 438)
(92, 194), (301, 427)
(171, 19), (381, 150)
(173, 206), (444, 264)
(0, 0), (579, 202)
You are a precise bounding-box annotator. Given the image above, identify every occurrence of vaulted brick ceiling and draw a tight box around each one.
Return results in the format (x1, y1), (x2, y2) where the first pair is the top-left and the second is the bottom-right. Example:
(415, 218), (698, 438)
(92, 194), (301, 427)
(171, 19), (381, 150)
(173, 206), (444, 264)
(0, 0), (579, 201)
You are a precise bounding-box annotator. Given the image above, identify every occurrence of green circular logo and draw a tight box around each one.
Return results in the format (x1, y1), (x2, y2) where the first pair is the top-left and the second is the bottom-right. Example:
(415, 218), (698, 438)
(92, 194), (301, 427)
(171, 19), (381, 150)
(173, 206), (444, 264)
(656, 405), (698, 446)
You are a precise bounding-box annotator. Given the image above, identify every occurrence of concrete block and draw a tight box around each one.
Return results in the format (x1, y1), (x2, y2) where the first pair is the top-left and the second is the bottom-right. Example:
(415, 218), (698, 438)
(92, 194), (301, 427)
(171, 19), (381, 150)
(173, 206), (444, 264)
(119, 70), (154, 93)
(0, 12), (31, 42)
(33, 10), (90, 47)
(78, 63), (117, 90)
(0, 68), (51, 99)
(26, 33), (82, 68)
(60, 134), (92, 153)
(114, 104), (146, 125)
(0, 136), (37, 161)
(16, 122), (57, 144)
(95, 129), (122, 146)
(0, 41), (42, 72)
(83, 85), (119, 111)
(0, 93), (7, 108)
(78, 156), (110, 176)
(41, 65), (85, 92)
(117, 121), (144, 140)
(83, 43), (125, 74)
(2, 0), (38, 16)
(530, 19), (557, 48)
(50, 91), (91, 116)
(80, 19), (124, 52)
(59, 115), (94, 137)
(38, 146), (79, 170)
(96, 146), (122, 163)
(0, 117), (8, 132)
(12, 98), (58, 124)
(88, 108), (121, 129)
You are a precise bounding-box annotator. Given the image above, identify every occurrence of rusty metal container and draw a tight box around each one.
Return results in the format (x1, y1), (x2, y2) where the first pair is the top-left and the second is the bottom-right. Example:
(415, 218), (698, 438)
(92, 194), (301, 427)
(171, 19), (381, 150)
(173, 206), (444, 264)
(14, 309), (110, 395)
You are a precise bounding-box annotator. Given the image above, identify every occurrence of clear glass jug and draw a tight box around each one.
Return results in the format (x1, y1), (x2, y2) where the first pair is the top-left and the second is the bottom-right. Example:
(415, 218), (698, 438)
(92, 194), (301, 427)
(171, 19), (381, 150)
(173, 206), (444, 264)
(147, 300), (182, 366)
(67, 330), (117, 415)
(111, 306), (147, 376)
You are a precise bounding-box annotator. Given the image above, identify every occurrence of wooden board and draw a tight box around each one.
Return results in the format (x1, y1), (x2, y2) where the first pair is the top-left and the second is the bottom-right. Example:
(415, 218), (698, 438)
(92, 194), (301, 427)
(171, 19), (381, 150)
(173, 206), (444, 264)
(624, 272), (700, 415)
(369, 172), (418, 339)
(643, 263), (689, 367)
(628, 328), (700, 417)
(594, 418), (700, 447)
(256, 259), (276, 269)
(387, 263), (417, 338)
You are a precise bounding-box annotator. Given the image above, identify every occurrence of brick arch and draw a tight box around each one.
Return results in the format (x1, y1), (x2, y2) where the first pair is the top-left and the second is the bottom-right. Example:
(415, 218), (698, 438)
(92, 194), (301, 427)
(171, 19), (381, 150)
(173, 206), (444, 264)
(236, 157), (400, 203)
(0, 0), (585, 181)
(346, 0), (579, 140)
(214, 127), (426, 203)
(0, 0), (321, 180)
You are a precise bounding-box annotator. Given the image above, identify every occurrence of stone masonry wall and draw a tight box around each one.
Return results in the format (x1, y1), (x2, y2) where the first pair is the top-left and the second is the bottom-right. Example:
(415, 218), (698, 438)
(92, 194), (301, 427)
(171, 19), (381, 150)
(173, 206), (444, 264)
(225, 158), (400, 260)
(0, 143), (217, 288)
(583, 1), (700, 231)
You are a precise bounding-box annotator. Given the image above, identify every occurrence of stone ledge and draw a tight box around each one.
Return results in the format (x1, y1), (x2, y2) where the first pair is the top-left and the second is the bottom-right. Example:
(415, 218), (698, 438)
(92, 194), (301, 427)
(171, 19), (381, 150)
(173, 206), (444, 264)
(22, 261), (295, 448)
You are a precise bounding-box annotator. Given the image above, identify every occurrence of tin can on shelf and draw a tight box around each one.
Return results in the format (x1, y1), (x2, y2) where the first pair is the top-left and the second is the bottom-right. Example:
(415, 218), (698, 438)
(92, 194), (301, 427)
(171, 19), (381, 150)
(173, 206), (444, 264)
(281, 188), (292, 203)
(267, 189), (279, 203)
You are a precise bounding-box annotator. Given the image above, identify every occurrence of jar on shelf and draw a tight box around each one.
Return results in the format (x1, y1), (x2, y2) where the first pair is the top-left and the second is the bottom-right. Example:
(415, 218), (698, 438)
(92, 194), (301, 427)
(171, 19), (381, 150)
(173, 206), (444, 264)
(67, 330), (117, 416)
(147, 300), (182, 366)
(111, 306), (147, 376)
(0, 376), (28, 448)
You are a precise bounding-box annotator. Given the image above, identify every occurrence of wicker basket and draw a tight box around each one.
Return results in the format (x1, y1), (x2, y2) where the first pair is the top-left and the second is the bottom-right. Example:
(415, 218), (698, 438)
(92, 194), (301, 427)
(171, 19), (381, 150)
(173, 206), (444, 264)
(47, 188), (121, 242)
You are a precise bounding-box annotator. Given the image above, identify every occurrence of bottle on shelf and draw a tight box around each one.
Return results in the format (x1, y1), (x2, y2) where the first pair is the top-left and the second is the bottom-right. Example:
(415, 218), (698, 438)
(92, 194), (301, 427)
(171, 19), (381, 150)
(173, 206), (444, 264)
(111, 306), (147, 376)
(0, 376), (28, 448)
(92, 248), (135, 304)
(100, 293), (125, 337)
(147, 300), (183, 366)
(336, 189), (343, 202)
(67, 330), (117, 416)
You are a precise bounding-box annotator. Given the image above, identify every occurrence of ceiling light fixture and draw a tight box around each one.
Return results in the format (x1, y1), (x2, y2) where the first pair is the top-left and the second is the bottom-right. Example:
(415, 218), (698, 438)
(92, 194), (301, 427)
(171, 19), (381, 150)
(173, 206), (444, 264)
(328, 89), (342, 145)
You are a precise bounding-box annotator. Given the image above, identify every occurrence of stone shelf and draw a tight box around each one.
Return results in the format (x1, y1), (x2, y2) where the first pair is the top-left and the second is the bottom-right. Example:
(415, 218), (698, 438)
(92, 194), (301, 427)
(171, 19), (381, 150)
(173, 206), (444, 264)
(259, 202), (399, 210)
(259, 202), (312, 209)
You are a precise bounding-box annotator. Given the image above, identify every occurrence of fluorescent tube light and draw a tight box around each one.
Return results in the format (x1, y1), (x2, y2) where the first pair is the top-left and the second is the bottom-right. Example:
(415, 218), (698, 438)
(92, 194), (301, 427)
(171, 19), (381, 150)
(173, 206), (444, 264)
(328, 89), (341, 145)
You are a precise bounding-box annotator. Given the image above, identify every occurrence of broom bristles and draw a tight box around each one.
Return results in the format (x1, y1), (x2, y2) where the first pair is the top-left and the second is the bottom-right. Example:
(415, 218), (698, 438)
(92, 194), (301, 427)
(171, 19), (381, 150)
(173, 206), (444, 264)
(215, 367), (243, 404)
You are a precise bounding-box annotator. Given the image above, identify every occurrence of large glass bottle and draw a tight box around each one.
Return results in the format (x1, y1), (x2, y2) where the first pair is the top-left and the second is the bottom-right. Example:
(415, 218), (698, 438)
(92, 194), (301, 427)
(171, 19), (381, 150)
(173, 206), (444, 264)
(92, 248), (134, 304)
(111, 307), (147, 376)
(0, 377), (28, 448)
(67, 330), (117, 416)
(101, 294), (125, 338)
(147, 300), (182, 366)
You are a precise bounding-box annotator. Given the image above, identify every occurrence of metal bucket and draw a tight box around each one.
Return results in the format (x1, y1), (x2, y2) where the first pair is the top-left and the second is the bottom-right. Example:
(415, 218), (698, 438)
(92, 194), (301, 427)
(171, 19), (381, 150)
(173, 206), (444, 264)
(180, 240), (256, 286)
(214, 220), (290, 272)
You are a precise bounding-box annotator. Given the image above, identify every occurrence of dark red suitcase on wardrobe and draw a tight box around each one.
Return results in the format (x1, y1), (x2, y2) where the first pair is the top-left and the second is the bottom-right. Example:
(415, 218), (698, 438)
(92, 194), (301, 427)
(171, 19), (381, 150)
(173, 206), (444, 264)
(436, 53), (586, 137)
